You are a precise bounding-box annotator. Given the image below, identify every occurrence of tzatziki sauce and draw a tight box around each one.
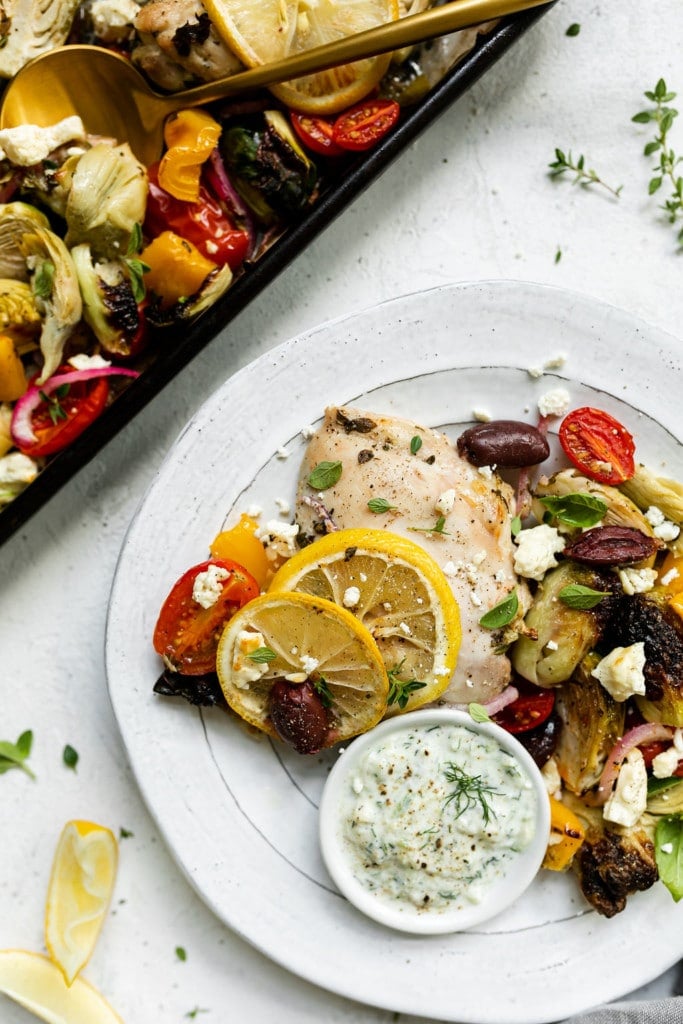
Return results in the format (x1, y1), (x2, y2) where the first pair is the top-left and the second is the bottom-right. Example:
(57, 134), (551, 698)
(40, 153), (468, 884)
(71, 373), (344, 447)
(337, 721), (538, 914)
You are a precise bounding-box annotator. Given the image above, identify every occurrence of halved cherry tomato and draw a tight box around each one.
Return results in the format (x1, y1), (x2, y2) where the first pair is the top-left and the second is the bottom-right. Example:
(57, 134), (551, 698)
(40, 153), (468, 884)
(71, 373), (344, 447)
(145, 164), (250, 272)
(493, 681), (555, 734)
(332, 99), (400, 152)
(558, 407), (636, 486)
(17, 375), (109, 457)
(153, 559), (259, 675)
(640, 741), (683, 777)
(290, 113), (344, 157)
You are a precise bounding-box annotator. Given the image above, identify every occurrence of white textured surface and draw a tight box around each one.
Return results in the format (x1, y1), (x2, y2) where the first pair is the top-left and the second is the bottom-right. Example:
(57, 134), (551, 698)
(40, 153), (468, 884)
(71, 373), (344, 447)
(1, 1), (682, 1021)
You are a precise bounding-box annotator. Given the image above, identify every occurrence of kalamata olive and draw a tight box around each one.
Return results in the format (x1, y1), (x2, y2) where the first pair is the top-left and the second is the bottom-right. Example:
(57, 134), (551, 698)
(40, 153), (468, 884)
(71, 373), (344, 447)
(563, 525), (659, 566)
(457, 420), (550, 468)
(516, 712), (561, 768)
(269, 680), (330, 755)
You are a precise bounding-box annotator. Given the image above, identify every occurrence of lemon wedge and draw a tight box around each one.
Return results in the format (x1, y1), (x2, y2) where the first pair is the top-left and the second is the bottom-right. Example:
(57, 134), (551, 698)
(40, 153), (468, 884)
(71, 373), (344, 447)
(202, 0), (399, 115)
(216, 591), (389, 745)
(0, 950), (123, 1024)
(44, 821), (118, 987)
(269, 528), (461, 714)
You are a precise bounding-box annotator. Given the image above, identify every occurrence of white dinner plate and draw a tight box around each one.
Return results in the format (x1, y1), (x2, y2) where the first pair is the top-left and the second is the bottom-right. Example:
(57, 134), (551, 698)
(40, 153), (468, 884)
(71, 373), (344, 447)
(106, 281), (683, 1024)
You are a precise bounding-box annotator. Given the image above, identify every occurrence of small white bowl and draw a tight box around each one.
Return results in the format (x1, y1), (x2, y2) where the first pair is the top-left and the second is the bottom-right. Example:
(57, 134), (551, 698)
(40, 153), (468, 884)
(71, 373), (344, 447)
(319, 708), (550, 934)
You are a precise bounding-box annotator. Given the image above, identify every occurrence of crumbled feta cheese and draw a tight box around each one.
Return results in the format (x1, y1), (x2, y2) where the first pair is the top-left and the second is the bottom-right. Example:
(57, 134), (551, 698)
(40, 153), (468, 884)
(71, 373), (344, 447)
(603, 748), (648, 827)
(618, 567), (658, 595)
(301, 655), (319, 676)
(513, 524), (565, 581)
(434, 489), (456, 515)
(0, 452), (39, 486)
(538, 387), (571, 418)
(645, 505), (665, 527)
(398, 621), (411, 635)
(275, 446), (290, 460)
(0, 116), (85, 166)
(541, 757), (562, 798)
(231, 630), (269, 689)
(246, 504), (262, 518)
(473, 550), (487, 566)
(472, 408), (491, 422)
(469, 592), (482, 608)
(301, 424), (316, 439)
(90, 0), (140, 40)
(591, 642), (646, 701)
(274, 497), (290, 516)
(545, 640), (559, 651)
(654, 520), (680, 542)
(661, 566), (680, 586)
(544, 354), (567, 370)
(478, 465), (494, 480)
(527, 366), (543, 379)
(68, 353), (111, 371)
(343, 586), (361, 608)
(652, 728), (683, 779)
(256, 520), (299, 559)
(192, 564), (230, 609)
(443, 561), (457, 578)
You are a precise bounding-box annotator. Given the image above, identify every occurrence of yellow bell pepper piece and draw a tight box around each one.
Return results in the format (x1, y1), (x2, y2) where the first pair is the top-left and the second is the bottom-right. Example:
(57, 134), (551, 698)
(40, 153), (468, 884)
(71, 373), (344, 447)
(210, 514), (270, 590)
(158, 109), (222, 203)
(0, 333), (27, 402)
(542, 795), (585, 872)
(140, 231), (217, 307)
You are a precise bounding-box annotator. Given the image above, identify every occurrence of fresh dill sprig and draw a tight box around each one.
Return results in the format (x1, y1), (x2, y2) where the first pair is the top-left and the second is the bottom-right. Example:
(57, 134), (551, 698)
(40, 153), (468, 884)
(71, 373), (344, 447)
(442, 762), (498, 825)
(548, 148), (623, 198)
(632, 78), (683, 248)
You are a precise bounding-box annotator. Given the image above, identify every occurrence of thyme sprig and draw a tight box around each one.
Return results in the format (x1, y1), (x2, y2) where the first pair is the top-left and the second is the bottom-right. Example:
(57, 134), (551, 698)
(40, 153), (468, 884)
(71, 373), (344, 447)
(443, 762), (498, 825)
(632, 78), (683, 248)
(548, 148), (623, 198)
(386, 660), (427, 710)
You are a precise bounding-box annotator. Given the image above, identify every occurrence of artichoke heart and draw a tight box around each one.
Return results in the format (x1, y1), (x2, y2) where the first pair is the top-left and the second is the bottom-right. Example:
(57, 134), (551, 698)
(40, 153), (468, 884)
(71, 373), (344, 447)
(0, 202), (50, 280)
(511, 561), (614, 687)
(65, 143), (148, 260)
(21, 226), (82, 383)
(0, 279), (41, 336)
(0, 0), (82, 78)
(71, 244), (142, 356)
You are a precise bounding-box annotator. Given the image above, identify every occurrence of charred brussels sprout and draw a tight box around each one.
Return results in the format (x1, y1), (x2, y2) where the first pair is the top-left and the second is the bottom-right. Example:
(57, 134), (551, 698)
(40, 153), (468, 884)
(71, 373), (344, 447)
(220, 110), (316, 223)
(511, 561), (614, 687)
(554, 653), (626, 795)
(602, 593), (683, 727)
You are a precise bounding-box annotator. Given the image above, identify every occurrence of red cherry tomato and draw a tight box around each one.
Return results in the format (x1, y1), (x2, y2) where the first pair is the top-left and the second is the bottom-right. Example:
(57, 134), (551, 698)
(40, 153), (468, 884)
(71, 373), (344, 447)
(559, 407), (636, 486)
(291, 113), (344, 157)
(153, 559), (259, 675)
(640, 741), (683, 777)
(332, 99), (400, 152)
(493, 682), (555, 734)
(145, 164), (250, 272)
(17, 375), (109, 457)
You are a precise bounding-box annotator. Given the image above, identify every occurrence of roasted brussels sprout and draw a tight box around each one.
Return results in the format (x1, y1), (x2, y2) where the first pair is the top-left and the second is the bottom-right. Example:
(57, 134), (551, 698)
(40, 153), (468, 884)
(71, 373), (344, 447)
(220, 110), (317, 223)
(573, 817), (658, 918)
(511, 562), (615, 687)
(71, 244), (142, 357)
(602, 593), (683, 727)
(65, 143), (148, 259)
(553, 653), (626, 795)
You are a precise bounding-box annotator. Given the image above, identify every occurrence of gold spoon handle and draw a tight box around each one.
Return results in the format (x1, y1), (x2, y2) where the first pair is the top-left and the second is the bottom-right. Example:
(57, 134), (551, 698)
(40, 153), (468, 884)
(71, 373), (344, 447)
(161, 0), (552, 111)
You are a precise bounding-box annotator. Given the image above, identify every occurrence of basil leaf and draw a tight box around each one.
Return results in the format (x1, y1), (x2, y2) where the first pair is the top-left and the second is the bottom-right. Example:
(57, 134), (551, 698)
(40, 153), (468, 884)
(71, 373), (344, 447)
(308, 460), (342, 490)
(410, 435), (422, 455)
(539, 492), (607, 528)
(468, 703), (491, 723)
(479, 590), (519, 629)
(655, 815), (683, 901)
(247, 646), (276, 663)
(559, 584), (610, 609)
(367, 497), (396, 514)
(0, 730), (35, 779)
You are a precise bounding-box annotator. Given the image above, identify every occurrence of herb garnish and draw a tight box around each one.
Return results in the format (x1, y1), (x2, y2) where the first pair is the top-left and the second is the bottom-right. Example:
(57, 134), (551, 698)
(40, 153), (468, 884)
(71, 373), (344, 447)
(312, 675), (334, 709)
(554, 247), (562, 264)
(633, 78), (683, 248)
(479, 590), (519, 629)
(510, 515), (522, 537)
(386, 660), (427, 710)
(559, 584), (610, 609)
(654, 816), (683, 901)
(410, 435), (422, 455)
(548, 148), (623, 198)
(39, 384), (70, 425)
(468, 703), (491, 723)
(33, 259), (55, 299)
(0, 730), (35, 779)
(186, 1010), (210, 1020)
(539, 492), (607, 528)
(367, 497), (397, 514)
(119, 827), (134, 839)
(443, 762), (498, 824)
(175, 946), (187, 961)
(124, 223), (150, 302)
(408, 515), (450, 537)
(566, 22), (580, 35)
(308, 460), (342, 490)
(62, 744), (79, 771)
(247, 646), (277, 663)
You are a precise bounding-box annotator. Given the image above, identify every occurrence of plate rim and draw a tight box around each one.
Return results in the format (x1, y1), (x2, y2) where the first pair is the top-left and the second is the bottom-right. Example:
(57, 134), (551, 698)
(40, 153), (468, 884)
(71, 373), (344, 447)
(106, 279), (683, 1023)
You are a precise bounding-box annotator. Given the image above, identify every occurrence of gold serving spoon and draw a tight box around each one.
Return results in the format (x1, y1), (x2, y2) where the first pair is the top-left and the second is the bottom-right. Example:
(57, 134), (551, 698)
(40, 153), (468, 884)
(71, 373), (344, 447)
(0, 0), (551, 165)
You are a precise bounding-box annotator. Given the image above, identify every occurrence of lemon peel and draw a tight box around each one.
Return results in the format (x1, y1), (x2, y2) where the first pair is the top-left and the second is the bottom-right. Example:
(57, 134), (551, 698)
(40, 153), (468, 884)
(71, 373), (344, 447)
(0, 950), (123, 1024)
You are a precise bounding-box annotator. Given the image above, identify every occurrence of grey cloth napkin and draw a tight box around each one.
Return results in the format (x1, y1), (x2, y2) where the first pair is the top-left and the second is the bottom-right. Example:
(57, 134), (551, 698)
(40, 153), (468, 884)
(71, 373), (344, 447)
(562, 998), (683, 1024)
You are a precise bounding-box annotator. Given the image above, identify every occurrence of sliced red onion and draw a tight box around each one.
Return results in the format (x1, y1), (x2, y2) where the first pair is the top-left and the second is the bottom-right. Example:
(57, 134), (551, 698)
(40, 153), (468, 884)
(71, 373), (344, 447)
(11, 366), (139, 446)
(587, 722), (674, 806)
(484, 685), (520, 717)
(205, 148), (256, 258)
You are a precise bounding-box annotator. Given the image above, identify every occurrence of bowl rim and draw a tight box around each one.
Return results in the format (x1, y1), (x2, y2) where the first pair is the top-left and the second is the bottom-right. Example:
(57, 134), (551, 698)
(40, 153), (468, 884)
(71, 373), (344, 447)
(318, 706), (551, 935)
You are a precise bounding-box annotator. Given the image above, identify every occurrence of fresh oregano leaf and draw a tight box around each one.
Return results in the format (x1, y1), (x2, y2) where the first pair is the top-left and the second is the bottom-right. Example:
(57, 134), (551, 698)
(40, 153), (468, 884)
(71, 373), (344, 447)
(559, 584), (610, 609)
(468, 703), (491, 723)
(367, 497), (396, 514)
(479, 590), (519, 629)
(247, 646), (277, 663)
(308, 460), (342, 490)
